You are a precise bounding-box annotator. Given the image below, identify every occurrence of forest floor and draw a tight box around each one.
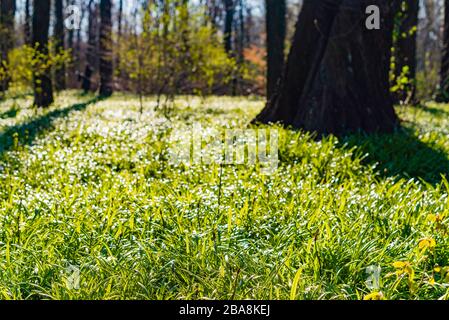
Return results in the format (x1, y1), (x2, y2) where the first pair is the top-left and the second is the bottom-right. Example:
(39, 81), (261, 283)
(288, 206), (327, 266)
(1, 91), (449, 299)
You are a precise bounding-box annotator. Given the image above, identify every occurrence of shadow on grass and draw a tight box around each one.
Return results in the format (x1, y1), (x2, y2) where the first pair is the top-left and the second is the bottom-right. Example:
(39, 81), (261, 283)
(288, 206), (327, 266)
(0, 96), (102, 156)
(0, 105), (19, 119)
(341, 127), (449, 185)
(421, 105), (449, 118)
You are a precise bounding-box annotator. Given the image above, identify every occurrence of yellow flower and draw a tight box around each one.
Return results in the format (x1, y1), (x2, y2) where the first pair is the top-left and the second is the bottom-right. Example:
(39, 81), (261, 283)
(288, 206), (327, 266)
(392, 261), (413, 277)
(427, 214), (442, 223)
(434, 266), (441, 273)
(418, 238), (436, 251)
(429, 277), (436, 286)
(393, 261), (409, 269)
(364, 292), (384, 300)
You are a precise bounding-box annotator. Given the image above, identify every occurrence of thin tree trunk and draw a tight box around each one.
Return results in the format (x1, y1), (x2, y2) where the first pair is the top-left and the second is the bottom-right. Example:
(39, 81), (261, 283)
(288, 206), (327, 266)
(99, 0), (113, 97)
(24, 0), (31, 45)
(253, 0), (399, 136)
(54, 0), (66, 91)
(32, 0), (54, 107)
(82, 0), (97, 93)
(265, 0), (286, 101)
(118, 0), (123, 37)
(116, 0), (123, 81)
(439, 0), (449, 102)
(67, 0), (76, 88)
(0, 0), (16, 94)
(76, 0), (87, 74)
(393, 0), (419, 104)
(224, 0), (235, 55)
(232, 0), (245, 95)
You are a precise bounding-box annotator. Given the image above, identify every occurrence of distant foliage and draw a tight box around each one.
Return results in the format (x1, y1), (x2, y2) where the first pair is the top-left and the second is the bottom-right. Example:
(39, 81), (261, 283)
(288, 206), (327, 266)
(116, 1), (238, 97)
(4, 43), (71, 95)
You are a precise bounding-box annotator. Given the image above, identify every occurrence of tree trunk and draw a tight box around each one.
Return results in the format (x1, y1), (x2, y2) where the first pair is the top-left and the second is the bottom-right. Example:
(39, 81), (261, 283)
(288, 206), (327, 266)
(224, 0), (235, 54)
(67, 0), (77, 88)
(24, 0), (31, 45)
(82, 0), (97, 93)
(393, 0), (419, 104)
(253, 0), (399, 136)
(233, 0), (246, 94)
(116, 0), (123, 73)
(118, 0), (123, 37)
(265, 0), (286, 101)
(439, 0), (449, 102)
(0, 0), (16, 94)
(32, 0), (54, 107)
(54, 0), (66, 91)
(99, 0), (113, 97)
(76, 0), (87, 74)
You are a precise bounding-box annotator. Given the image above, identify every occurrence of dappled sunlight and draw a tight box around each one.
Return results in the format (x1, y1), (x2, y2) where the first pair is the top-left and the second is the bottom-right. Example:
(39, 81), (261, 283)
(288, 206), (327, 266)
(1, 93), (449, 299)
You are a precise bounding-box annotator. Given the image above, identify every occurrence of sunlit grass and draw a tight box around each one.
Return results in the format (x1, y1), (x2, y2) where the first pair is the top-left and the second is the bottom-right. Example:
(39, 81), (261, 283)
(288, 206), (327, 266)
(0, 92), (449, 300)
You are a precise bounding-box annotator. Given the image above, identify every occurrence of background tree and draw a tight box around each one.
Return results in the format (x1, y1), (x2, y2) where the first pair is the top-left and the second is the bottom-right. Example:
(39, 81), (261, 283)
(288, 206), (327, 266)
(439, 0), (449, 102)
(115, 0), (123, 78)
(392, 0), (419, 104)
(32, 0), (53, 107)
(54, 0), (66, 91)
(265, 0), (286, 101)
(254, 0), (399, 135)
(77, 0), (88, 77)
(24, 0), (31, 45)
(82, 0), (98, 93)
(0, 0), (16, 95)
(417, 0), (442, 101)
(223, 0), (235, 55)
(99, 0), (113, 97)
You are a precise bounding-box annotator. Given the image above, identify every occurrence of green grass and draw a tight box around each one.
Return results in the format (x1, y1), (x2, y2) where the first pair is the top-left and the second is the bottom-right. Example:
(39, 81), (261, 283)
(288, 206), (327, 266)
(1, 92), (449, 300)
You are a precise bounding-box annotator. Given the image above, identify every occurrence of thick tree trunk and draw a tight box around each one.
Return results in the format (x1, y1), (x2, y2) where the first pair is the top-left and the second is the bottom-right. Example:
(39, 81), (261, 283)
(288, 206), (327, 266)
(265, 0), (286, 101)
(439, 0), (449, 102)
(0, 0), (16, 94)
(32, 0), (54, 108)
(253, 0), (399, 136)
(393, 0), (419, 104)
(99, 0), (113, 97)
(54, 0), (66, 91)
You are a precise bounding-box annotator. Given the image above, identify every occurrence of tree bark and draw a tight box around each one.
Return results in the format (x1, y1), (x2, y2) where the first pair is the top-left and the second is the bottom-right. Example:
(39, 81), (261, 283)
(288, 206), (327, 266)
(118, 0), (123, 38)
(253, 0), (399, 136)
(117, 0), (123, 59)
(99, 0), (113, 97)
(233, 0), (246, 94)
(82, 0), (97, 93)
(54, 0), (66, 91)
(32, 0), (54, 107)
(393, 0), (419, 104)
(265, 0), (286, 101)
(24, 0), (31, 45)
(0, 0), (16, 93)
(224, 0), (235, 55)
(76, 0), (87, 74)
(439, 0), (449, 102)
